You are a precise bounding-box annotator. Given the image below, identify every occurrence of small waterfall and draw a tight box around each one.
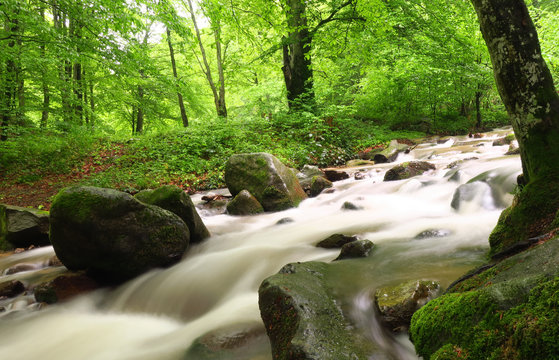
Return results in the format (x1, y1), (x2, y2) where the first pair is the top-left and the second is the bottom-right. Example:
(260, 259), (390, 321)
(0, 129), (521, 359)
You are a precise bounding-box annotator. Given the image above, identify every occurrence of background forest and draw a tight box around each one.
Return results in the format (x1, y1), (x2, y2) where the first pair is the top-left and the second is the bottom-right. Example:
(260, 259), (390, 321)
(1, 0), (558, 201)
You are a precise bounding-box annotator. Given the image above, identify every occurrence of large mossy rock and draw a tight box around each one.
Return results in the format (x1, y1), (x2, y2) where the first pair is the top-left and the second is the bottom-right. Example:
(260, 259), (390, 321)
(50, 186), (190, 283)
(135, 185), (210, 243)
(259, 262), (374, 360)
(225, 153), (307, 212)
(384, 161), (435, 182)
(0, 204), (50, 250)
(409, 236), (559, 360)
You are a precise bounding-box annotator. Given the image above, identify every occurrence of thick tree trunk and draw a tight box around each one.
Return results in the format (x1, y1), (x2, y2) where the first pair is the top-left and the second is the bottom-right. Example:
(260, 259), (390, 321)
(166, 29), (189, 127)
(282, 0), (314, 110)
(471, 0), (559, 256)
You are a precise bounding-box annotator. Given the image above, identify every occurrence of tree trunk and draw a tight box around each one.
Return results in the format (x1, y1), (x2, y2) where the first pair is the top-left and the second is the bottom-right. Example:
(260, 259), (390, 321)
(186, 0), (224, 118)
(136, 85), (144, 134)
(282, 0), (314, 110)
(166, 28), (189, 127)
(475, 89), (482, 129)
(214, 21), (227, 118)
(471, 0), (559, 256)
(40, 7), (49, 128)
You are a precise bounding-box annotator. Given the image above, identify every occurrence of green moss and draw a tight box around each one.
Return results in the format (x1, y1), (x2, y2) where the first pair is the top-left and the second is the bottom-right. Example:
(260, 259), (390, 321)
(488, 177), (559, 256)
(504, 133), (516, 144)
(0, 205), (11, 251)
(411, 276), (559, 360)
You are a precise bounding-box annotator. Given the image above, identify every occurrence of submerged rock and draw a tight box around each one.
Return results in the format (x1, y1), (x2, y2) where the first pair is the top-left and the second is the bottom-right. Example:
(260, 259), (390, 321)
(384, 161), (435, 181)
(324, 169), (350, 182)
(450, 182), (498, 211)
(410, 235), (559, 359)
(50, 186), (190, 283)
(135, 185), (210, 243)
(225, 153), (307, 212)
(0, 205), (50, 250)
(259, 262), (374, 360)
(375, 280), (440, 332)
(184, 322), (270, 360)
(0, 280), (25, 298)
(34, 272), (100, 304)
(335, 240), (374, 260)
(341, 201), (362, 211)
(226, 190), (264, 216)
(414, 229), (452, 240)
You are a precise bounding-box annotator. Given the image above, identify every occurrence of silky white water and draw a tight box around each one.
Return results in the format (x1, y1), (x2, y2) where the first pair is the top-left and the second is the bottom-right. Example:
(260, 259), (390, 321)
(0, 129), (521, 359)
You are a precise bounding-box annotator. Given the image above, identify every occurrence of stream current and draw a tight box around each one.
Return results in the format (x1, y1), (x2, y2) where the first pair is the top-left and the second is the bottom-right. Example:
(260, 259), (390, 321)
(0, 128), (521, 359)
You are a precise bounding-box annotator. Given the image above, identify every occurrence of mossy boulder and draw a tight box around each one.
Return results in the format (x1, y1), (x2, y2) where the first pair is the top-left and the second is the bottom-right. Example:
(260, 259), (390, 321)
(374, 280), (440, 332)
(226, 190), (264, 216)
(135, 185), (210, 243)
(225, 153), (307, 212)
(0, 204), (50, 250)
(258, 261), (374, 360)
(384, 161), (435, 181)
(49, 186), (190, 283)
(309, 175), (333, 197)
(410, 236), (559, 359)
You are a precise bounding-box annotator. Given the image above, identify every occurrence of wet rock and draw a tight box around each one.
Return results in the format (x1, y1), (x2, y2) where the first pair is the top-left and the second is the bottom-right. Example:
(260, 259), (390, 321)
(410, 235), (559, 360)
(375, 280), (440, 332)
(450, 182), (497, 211)
(346, 159), (375, 167)
(309, 176), (333, 197)
(226, 190), (264, 216)
(376, 140), (410, 163)
(50, 186), (190, 283)
(0, 205), (50, 250)
(296, 165), (326, 192)
(354, 171), (367, 181)
(0, 280), (25, 298)
(324, 169), (350, 182)
(5, 263), (40, 275)
(341, 201), (362, 211)
(493, 134), (516, 146)
(414, 229), (452, 240)
(259, 262), (374, 360)
(34, 272), (100, 304)
(135, 185), (210, 243)
(316, 234), (358, 248)
(373, 154), (389, 164)
(334, 240), (374, 260)
(225, 153), (307, 212)
(384, 161), (436, 182)
(185, 323), (270, 360)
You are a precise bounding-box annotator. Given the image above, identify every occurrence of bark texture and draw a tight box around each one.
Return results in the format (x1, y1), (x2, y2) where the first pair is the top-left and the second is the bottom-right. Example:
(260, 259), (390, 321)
(471, 0), (559, 255)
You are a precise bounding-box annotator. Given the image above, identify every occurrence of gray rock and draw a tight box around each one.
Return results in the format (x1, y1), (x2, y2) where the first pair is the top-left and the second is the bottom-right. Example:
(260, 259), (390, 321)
(225, 153), (307, 212)
(296, 165), (325, 191)
(226, 190), (264, 216)
(0, 280), (25, 298)
(451, 182), (498, 211)
(0, 205), (50, 250)
(414, 229), (452, 240)
(135, 185), (210, 243)
(375, 280), (440, 332)
(50, 186), (190, 283)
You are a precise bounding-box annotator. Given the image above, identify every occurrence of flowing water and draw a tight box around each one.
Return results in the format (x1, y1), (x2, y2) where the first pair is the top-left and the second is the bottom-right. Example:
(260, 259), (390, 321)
(0, 129), (521, 359)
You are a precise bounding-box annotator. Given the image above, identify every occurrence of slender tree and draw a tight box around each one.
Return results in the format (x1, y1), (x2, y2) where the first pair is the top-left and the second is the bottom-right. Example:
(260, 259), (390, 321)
(166, 28), (189, 127)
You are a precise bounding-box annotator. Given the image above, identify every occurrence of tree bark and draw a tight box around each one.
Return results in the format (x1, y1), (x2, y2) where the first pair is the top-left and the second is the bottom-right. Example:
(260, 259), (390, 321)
(214, 20), (227, 118)
(471, 0), (559, 255)
(186, 0), (226, 117)
(166, 28), (189, 127)
(282, 0), (314, 110)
